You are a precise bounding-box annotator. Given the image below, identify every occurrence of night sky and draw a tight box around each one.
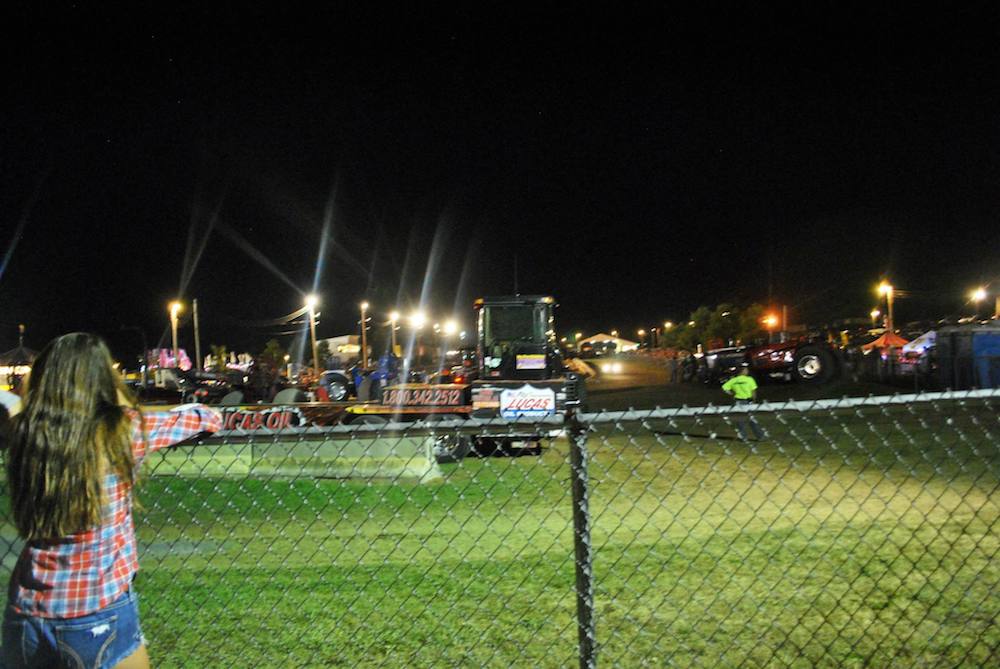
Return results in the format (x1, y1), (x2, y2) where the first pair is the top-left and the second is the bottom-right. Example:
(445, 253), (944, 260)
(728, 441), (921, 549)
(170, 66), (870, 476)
(3, 4), (1000, 361)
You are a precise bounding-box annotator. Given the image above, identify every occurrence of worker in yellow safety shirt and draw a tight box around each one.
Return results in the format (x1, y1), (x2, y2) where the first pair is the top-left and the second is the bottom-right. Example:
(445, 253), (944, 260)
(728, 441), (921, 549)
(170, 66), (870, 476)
(721, 363), (766, 441)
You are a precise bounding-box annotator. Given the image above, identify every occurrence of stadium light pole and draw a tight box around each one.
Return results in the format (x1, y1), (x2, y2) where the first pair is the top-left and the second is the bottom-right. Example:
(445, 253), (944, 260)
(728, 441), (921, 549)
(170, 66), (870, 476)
(389, 310), (399, 354)
(305, 295), (320, 374)
(168, 301), (183, 368)
(878, 281), (894, 332)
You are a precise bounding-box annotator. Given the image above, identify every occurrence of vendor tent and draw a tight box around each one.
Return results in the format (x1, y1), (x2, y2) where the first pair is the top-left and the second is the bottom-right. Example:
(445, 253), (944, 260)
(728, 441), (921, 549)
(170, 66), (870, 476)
(902, 330), (936, 355)
(0, 344), (36, 366)
(0, 344), (36, 391)
(862, 332), (909, 351)
(578, 333), (640, 353)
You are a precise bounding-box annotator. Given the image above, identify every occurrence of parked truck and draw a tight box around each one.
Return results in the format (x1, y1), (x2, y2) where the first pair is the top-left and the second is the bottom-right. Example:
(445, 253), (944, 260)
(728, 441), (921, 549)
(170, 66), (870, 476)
(342, 295), (584, 461)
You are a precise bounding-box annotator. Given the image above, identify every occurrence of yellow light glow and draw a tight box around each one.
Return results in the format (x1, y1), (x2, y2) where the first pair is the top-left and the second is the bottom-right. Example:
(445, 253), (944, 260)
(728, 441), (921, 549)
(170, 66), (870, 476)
(664, 321), (673, 329)
(169, 301), (183, 317)
(763, 314), (779, 328)
(443, 320), (458, 335)
(971, 287), (987, 302)
(877, 281), (893, 296)
(305, 294), (319, 309)
(637, 329), (646, 337)
(389, 310), (400, 322)
(410, 312), (427, 329)
(360, 301), (369, 311)
(610, 330), (618, 337)
(870, 309), (881, 319)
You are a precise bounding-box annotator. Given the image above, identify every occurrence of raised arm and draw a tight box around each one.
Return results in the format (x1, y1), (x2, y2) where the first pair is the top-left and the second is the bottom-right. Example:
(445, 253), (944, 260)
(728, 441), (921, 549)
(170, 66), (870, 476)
(131, 404), (223, 464)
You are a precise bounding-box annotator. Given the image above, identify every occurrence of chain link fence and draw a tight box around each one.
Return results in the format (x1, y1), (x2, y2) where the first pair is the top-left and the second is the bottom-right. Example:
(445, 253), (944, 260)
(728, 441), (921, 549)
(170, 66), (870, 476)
(2, 390), (999, 667)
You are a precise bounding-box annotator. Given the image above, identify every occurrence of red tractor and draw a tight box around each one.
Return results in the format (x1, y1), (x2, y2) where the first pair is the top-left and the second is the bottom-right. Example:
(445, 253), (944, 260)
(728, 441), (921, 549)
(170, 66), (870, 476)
(701, 337), (840, 384)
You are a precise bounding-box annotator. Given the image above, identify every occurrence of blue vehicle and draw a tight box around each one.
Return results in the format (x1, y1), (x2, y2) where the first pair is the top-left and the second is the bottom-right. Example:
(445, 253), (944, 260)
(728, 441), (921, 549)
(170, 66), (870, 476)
(319, 352), (401, 401)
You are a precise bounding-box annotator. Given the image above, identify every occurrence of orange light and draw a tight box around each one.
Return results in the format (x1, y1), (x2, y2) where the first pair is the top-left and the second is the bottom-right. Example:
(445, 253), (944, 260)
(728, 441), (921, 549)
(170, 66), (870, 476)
(763, 314), (779, 329)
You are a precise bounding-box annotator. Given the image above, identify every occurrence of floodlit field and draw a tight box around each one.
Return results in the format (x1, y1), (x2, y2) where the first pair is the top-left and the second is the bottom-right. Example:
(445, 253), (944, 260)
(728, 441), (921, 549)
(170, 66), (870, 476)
(2, 400), (998, 667)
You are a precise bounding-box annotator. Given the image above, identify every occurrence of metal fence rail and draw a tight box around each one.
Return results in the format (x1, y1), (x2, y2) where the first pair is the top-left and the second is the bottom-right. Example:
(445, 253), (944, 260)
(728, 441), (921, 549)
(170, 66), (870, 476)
(1, 390), (998, 667)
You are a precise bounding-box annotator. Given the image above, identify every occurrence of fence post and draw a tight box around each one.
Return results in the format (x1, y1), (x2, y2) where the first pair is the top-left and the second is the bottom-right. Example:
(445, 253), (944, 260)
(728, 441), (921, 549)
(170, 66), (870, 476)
(567, 408), (596, 669)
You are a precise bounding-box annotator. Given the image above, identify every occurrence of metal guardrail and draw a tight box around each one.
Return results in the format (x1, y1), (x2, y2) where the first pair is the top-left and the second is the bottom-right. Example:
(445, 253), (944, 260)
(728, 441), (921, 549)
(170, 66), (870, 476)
(1, 389), (998, 667)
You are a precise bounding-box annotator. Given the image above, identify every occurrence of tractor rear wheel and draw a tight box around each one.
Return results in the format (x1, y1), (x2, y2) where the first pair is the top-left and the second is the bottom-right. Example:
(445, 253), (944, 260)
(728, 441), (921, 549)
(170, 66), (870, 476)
(792, 346), (834, 383)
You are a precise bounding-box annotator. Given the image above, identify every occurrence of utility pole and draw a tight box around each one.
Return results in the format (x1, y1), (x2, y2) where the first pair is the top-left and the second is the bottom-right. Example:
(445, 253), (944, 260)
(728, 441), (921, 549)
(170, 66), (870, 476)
(193, 299), (202, 372)
(360, 302), (369, 370)
(169, 301), (182, 368)
(306, 297), (320, 375)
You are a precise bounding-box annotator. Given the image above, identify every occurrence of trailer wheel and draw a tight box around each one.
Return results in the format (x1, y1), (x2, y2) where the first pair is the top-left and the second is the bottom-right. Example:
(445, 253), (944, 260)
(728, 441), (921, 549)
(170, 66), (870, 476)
(472, 437), (499, 456)
(792, 346), (834, 383)
(423, 414), (471, 464)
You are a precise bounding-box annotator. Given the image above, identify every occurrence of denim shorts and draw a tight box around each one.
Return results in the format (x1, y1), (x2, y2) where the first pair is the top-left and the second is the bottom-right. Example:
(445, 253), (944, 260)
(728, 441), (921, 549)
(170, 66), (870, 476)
(2, 588), (144, 669)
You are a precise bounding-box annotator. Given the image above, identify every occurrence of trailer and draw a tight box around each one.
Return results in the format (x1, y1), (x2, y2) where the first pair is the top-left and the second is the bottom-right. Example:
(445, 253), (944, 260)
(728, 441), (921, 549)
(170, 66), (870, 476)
(200, 296), (584, 464)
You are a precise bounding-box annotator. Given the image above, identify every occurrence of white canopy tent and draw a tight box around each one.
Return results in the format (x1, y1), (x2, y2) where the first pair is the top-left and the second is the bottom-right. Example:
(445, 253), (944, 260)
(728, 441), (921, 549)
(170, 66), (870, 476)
(902, 330), (936, 355)
(578, 333), (640, 353)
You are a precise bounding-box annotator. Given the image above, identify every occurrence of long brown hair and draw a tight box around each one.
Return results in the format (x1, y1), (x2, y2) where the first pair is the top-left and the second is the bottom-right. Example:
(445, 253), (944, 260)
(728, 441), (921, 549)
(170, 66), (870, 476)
(5, 333), (136, 540)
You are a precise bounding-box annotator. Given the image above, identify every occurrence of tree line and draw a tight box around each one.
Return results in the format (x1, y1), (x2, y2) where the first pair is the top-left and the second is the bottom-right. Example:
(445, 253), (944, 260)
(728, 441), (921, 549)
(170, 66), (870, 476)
(658, 303), (768, 351)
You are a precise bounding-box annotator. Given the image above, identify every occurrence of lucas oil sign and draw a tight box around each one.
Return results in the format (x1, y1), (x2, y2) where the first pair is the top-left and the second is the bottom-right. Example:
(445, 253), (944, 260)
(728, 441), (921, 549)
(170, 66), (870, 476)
(499, 385), (556, 419)
(220, 406), (307, 431)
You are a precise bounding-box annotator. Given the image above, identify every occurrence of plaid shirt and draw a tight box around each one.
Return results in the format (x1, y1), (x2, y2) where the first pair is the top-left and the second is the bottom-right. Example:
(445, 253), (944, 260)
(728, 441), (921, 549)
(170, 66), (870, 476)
(8, 404), (222, 619)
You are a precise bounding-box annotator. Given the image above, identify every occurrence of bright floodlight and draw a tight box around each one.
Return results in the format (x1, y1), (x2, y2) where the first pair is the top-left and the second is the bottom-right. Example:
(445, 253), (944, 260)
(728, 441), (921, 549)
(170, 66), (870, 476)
(870, 309), (881, 319)
(664, 321), (673, 329)
(878, 281), (893, 296)
(410, 311), (427, 329)
(389, 310), (400, 322)
(763, 314), (779, 328)
(360, 301), (369, 310)
(305, 294), (319, 309)
(971, 287), (987, 303)
(169, 301), (182, 317)
(443, 320), (458, 335)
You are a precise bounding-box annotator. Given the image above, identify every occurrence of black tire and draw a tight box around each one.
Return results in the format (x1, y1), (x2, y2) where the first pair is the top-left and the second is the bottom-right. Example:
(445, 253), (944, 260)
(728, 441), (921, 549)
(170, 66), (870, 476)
(423, 414), (471, 464)
(792, 345), (834, 383)
(433, 435), (472, 464)
(348, 414), (389, 426)
(325, 374), (351, 401)
(356, 376), (374, 401)
(472, 436), (499, 456)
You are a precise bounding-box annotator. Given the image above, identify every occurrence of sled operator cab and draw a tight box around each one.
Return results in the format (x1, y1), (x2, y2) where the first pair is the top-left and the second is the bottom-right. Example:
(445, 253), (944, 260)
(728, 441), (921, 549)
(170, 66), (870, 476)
(475, 295), (563, 382)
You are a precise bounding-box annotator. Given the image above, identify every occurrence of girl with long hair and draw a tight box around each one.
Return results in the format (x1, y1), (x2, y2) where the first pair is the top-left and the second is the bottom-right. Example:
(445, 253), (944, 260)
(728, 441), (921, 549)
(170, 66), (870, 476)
(1, 333), (222, 668)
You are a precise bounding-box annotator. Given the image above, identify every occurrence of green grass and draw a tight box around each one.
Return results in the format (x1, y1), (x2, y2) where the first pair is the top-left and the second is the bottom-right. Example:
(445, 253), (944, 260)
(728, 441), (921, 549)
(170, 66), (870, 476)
(2, 401), (999, 667)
